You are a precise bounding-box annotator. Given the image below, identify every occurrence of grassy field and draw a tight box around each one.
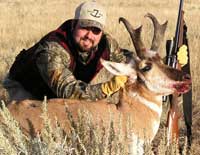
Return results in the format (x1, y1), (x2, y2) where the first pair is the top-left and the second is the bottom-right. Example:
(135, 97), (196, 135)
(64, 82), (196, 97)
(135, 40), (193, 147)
(0, 0), (200, 154)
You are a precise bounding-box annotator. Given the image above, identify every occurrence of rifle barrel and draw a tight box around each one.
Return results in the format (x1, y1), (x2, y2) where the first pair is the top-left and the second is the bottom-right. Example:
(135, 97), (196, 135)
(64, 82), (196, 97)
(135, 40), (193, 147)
(174, 0), (184, 54)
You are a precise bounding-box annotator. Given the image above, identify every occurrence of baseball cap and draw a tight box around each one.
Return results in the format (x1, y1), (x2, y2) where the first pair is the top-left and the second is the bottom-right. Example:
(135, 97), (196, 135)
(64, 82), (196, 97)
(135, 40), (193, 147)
(74, 1), (106, 30)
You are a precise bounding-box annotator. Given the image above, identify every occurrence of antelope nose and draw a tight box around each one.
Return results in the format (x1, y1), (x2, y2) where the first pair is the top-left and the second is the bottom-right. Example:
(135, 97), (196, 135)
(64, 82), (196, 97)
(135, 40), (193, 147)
(183, 74), (191, 84)
(183, 74), (191, 80)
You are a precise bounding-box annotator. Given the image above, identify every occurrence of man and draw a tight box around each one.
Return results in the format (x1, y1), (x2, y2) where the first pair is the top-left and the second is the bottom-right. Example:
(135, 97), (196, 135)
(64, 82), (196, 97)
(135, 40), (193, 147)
(3, 1), (128, 102)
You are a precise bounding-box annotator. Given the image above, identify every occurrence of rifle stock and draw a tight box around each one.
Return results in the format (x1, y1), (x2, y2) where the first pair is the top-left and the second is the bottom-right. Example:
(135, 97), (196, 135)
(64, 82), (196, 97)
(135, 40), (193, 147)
(166, 95), (180, 144)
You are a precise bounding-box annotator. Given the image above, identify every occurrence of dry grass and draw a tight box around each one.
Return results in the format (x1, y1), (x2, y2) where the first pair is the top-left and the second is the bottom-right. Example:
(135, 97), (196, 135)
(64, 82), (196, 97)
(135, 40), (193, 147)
(0, 0), (200, 154)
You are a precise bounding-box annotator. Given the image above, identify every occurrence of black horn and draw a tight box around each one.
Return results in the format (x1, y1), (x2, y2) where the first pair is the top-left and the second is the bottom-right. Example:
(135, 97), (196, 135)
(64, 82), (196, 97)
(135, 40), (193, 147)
(145, 13), (168, 51)
(119, 17), (146, 59)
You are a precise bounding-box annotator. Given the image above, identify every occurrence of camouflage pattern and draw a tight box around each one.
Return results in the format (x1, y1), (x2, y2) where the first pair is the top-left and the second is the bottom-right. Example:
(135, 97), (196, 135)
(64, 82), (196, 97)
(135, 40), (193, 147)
(6, 17), (130, 103)
(35, 33), (127, 102)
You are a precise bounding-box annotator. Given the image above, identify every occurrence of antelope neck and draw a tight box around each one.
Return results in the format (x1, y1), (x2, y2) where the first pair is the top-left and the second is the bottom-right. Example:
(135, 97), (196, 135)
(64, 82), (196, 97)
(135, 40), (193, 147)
(121, 84), (163, 117)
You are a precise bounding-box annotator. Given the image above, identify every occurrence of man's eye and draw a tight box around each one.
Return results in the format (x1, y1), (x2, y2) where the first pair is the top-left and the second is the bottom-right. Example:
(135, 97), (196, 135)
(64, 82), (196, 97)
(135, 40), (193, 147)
(80, 26), (101, 35)
(91, 27), (101, 35)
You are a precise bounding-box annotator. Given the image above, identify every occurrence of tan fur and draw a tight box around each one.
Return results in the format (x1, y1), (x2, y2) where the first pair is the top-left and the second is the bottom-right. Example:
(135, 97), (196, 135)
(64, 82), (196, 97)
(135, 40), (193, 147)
(6, 83), (162, 141)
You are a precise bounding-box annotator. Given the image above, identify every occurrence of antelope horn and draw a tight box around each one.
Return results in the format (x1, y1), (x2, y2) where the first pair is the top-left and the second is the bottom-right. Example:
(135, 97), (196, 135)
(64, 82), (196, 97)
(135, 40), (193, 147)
(145, 13), (168, 51)
(119, 17), (146, 59)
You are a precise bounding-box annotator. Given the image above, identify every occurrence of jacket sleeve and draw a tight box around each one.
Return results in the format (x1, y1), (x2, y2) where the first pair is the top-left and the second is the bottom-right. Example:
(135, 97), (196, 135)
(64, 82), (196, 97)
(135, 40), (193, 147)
(35, 41), (105, 101)
(105, 33), (130, 63)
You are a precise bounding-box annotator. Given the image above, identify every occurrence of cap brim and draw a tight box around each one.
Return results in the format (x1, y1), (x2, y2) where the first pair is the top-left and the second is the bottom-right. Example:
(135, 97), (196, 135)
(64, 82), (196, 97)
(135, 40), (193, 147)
(79, 19), (104, 31)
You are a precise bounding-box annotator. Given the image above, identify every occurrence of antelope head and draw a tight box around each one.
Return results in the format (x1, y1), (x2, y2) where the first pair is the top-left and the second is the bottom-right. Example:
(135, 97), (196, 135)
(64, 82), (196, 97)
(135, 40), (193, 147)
(101, 13), (191, 96)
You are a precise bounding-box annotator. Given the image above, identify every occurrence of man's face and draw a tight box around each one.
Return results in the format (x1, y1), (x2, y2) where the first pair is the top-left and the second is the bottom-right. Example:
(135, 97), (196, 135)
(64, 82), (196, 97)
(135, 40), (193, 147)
(73, 21), (103, 52)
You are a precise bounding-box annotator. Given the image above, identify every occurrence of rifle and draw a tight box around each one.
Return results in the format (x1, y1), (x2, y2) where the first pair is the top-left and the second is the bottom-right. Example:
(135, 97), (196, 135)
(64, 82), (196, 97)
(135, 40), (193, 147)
(164, 0), (192, 148)
(166, 0), (184, 68)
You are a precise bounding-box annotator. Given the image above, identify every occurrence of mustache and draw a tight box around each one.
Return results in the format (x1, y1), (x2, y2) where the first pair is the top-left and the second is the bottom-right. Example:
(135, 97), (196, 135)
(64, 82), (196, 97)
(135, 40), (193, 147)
(81, 36), (94, 44)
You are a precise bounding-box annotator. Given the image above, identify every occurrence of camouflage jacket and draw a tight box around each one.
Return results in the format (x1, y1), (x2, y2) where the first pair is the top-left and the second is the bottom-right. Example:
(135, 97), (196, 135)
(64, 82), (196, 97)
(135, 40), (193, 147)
(9, 20), (127, 101)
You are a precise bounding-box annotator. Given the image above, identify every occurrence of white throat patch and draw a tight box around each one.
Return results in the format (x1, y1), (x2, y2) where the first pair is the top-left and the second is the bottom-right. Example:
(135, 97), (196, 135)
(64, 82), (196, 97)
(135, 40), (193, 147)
(135, 94), (162, 117)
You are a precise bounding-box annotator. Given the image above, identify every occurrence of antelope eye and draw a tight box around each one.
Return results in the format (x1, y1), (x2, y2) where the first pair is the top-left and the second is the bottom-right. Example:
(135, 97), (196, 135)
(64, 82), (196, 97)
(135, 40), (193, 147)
(141, 64), (152, 72)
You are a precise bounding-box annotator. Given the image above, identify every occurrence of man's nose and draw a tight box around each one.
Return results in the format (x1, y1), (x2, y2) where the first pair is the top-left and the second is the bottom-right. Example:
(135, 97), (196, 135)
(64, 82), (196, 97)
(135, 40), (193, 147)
(85, 30), (94, 39)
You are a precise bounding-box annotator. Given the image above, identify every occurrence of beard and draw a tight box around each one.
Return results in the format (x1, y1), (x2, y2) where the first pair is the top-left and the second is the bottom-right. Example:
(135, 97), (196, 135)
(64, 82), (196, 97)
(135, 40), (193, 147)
(74, 36), (97, 53)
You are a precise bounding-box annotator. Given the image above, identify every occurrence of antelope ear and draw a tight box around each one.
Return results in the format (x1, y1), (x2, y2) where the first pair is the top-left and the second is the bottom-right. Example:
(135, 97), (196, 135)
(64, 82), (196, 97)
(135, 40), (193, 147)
(100, 59), (137, 77)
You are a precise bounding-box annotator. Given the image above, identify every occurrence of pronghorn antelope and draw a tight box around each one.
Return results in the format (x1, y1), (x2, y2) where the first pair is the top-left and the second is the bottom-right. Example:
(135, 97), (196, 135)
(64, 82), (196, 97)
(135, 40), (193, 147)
(2, 13), (191, 154)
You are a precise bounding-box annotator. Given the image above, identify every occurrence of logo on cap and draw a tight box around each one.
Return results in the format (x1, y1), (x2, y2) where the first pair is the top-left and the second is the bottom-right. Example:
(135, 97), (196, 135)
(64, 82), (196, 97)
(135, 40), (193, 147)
(89, 9), (103, 18)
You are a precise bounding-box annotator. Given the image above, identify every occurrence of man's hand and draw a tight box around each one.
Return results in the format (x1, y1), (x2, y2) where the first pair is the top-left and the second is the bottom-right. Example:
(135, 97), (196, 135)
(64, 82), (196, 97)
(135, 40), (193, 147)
(101, 75), (127, 96)
(177, 45), (188, 67)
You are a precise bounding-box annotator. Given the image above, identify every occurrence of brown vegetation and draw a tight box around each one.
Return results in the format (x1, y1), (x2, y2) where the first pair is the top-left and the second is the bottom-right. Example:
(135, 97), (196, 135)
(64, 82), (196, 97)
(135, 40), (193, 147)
(0, 0), (199, 154)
